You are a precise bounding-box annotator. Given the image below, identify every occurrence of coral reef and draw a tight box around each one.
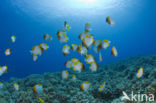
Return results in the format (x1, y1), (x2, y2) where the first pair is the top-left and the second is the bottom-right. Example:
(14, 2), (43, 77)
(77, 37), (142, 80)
(0, 55), (156, 103)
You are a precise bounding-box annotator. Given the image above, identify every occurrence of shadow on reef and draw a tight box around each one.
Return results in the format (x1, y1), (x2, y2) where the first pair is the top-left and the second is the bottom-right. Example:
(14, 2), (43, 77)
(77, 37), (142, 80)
(0, 55), (156, 103)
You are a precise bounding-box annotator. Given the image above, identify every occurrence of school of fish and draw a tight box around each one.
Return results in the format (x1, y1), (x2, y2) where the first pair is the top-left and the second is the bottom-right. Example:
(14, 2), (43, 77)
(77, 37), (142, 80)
(0, 17), (145, 103)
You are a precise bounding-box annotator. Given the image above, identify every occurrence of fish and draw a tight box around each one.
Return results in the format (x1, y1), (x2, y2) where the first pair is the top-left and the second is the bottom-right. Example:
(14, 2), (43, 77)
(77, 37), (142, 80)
(14, 83), (19, 91)
(98, 82), (106, 92)
(71, 58), (80, 68)
(0, 82), (3, 89)
(82, 34), (94, 48)
(85, 54), (95, 64)
(72, 74), (76, 82)
(93, 40), (102, 53)
(99, 52), (103, 62)
(65, 60), (72, 69)
(137, 67), (144, 79)
(1, 66), (9, 73)
(79, 32), (88, 40)
(111, 46), (118, 56)
(30, 44), (49, 61)
(71, 44), (78, 51)
(11, 35), (16, 43)
(5, 48), (11, 56)
(73, 61), (84, 73)
(62, 45), (70, 56)
(43, 34), (52, 41)
(101, 40), (111, 49)
(0, 67), (3, 76)
(0, 66), (8, 76)
(40, 43), (49, 50)
(33, 83), (43, 93)
(61, 70), (69, 79)
(106, 16), (115, 25)
(77, 45), (88, 55)
(57, 30), (69, 43)
(38, 97), (44, 103)
(89, 61), (98, 72)
(80, 81), (90, 91)
(30, 45), (43, 56)
(64, 21), (71, 31)
(85, 23), (91, 33)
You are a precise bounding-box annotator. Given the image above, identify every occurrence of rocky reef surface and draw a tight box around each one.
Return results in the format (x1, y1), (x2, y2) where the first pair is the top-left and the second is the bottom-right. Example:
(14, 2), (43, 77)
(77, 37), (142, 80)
(0, 55), (156, 103)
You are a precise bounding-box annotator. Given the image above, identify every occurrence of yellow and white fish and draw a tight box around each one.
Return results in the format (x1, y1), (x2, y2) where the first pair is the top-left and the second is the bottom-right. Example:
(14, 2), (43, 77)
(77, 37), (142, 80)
(5, 48), (11, 56)
(85, 54), (95, 64)
(57, 30), (68, 43)
(77, 45), (88, 55)
(30, 45), (43, 56)
(0, 66), (8, 76)
(40, 43), (49, 50)
(0, 82), (3, 89)
(111, 46), (118, 56)
(43, 34), (52, 41)
(11, 35), (16, 43)
(80, 81), (90, 91)
(65, 60), (72, 69)
(61, 70), (69, 79)
(73, 61), (84, 73)
(79, 32), (87, 40)
(106, 16), (115, 25)
(137, 67), (144, 79)
(2, 66), (8, 73)
(14, 83), (19, 91)
(33, 83), (43, 93)
(64, 21), (71, 31)
(89, 61), (98, 72)
(93, 40), (102, 53)
(71, 44), (78, 51)
(98, 82), (106, 92)
(82, 34), (94, 48)
(101, 40), (111, 49)
(71, 58), (80, 68)
(72, 74), (76, 82)
(99, 52), (103, 62)
(85, 23), (91, 33)
(62, 45), (70, 56)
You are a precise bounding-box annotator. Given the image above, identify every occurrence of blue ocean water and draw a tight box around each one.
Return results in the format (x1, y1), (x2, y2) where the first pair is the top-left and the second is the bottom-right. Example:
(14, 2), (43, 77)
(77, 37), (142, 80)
(0, 0), (156, 80)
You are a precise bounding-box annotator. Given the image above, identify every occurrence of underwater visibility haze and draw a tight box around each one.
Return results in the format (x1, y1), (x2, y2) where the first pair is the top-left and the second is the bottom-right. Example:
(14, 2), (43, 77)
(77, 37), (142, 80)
(0, 0), (156, 103)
